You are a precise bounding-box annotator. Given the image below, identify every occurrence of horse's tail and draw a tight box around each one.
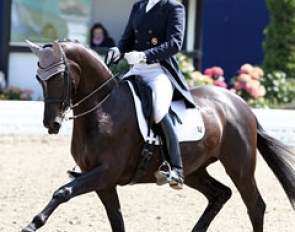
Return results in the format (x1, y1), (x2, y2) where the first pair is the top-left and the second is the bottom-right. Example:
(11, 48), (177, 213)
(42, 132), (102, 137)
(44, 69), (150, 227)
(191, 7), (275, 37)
(256, 120), (295, 210)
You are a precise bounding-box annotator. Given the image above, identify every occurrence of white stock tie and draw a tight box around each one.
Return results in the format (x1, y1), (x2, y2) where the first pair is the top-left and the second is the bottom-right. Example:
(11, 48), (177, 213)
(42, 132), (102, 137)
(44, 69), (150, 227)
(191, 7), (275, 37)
(146, 0), (161, 12)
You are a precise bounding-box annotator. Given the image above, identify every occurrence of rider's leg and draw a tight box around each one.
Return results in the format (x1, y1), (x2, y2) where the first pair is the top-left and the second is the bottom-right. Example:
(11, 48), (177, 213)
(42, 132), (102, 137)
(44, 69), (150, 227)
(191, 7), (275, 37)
(157, 114), (184, 189)
(128, 64), (184, 189)
(139, 65), (183, 189)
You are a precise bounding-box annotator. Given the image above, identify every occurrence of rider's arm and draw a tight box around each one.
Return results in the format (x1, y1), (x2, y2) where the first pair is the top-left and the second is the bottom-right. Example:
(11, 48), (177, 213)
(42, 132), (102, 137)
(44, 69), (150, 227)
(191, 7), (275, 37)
(144, 2), (185, 63)
(118, 5), (136, 53)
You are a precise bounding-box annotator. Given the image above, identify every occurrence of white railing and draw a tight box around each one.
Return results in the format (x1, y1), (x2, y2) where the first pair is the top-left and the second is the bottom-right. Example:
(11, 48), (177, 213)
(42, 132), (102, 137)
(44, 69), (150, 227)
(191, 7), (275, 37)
(253, 109), (295, 147)
(0, 100), (71, 135)
(0, 101), (294, 147)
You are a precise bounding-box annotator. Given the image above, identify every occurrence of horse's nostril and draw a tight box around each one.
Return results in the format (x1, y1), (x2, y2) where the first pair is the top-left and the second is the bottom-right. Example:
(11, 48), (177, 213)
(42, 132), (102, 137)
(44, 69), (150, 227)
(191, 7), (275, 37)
(53, 122), (61, 128)
(43, 116), (63, 129)
(47, 121), (61, 134)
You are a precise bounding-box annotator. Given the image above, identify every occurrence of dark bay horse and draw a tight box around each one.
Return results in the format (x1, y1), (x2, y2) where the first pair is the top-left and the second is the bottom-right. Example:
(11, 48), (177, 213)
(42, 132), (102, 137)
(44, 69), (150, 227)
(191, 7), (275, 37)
(23, 40), (295, 232)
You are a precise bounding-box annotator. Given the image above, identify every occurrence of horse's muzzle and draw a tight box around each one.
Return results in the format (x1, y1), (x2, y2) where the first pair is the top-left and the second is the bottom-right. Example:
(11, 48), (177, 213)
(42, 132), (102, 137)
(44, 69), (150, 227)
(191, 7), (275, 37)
(48, 122), (61, 134)
(44, 117), (63, 134)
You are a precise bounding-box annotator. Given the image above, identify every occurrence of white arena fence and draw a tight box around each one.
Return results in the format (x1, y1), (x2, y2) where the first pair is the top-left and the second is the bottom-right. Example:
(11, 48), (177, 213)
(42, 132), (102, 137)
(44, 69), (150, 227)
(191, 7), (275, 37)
(0, 100), (72, 135)
(0, 101), (294, 147)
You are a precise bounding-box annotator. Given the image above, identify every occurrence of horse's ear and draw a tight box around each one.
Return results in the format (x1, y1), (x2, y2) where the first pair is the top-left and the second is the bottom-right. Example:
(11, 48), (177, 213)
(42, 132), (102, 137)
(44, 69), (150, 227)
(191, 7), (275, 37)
(26, 40), (43, 57)
(52, 41), (63, 59)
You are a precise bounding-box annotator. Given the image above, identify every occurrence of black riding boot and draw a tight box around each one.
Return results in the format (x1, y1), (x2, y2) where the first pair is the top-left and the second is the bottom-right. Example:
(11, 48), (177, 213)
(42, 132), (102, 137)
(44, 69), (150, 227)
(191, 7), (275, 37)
(155, 114), (184, 189)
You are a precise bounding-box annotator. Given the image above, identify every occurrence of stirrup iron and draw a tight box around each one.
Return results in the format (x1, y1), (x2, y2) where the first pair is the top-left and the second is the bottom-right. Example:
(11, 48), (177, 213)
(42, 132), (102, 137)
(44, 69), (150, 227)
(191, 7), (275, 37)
(154, 161), (172, 185)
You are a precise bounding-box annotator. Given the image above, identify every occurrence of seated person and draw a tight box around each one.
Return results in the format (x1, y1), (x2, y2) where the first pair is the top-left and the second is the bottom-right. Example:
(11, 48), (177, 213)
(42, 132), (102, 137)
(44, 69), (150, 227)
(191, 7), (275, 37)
(89, 23), (115, 52)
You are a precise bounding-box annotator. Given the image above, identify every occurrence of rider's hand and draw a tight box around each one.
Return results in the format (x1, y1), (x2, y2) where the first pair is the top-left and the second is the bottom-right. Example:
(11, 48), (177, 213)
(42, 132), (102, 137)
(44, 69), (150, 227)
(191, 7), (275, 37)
(124, 51), (146, 65)
(106, 47), (121, 64)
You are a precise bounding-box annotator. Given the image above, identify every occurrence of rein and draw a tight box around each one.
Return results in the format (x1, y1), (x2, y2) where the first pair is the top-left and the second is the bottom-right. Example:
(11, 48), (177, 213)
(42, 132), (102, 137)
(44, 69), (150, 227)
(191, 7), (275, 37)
(67, 76), (117, 120)
(70, 75), (116, 109)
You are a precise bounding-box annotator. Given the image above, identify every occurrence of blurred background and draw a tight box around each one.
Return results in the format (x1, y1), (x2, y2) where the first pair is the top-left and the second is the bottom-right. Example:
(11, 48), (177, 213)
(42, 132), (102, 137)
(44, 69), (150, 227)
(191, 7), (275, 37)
(0, 0), (294, 146)
(0, 0), (268, 100)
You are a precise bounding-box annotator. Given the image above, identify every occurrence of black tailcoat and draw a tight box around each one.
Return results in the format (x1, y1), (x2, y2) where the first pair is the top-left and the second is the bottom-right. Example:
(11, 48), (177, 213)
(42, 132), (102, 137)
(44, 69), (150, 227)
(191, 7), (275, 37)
(118, 0), (195, 108)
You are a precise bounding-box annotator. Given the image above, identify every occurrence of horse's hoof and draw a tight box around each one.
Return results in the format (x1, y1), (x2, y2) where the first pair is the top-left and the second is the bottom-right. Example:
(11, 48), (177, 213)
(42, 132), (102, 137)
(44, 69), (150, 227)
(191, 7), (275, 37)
(21, 224), (36, 232)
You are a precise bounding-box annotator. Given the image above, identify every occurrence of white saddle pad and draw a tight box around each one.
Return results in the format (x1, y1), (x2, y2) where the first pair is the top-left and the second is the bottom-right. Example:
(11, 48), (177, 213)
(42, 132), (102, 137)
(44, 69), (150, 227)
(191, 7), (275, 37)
(127, 81), (205, 145)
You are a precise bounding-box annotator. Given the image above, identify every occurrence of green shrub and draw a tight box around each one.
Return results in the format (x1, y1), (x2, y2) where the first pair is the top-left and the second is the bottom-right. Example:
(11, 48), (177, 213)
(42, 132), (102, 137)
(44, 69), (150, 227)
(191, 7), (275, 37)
(261, 71), (295, 106)
(263, 0), (295, 78)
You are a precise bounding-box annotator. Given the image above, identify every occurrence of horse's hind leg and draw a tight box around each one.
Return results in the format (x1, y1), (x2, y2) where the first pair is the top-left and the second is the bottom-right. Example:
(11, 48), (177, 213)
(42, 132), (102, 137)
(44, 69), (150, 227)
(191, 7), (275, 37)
(221, 146), (266, 232)
(185, 168), (232, 232)
(96, 188), (125, 232)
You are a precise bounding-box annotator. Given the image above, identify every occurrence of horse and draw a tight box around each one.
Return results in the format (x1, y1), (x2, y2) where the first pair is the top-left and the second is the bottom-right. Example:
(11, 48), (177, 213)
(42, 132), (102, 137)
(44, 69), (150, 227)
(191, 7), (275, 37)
(23, 40), (295, 232)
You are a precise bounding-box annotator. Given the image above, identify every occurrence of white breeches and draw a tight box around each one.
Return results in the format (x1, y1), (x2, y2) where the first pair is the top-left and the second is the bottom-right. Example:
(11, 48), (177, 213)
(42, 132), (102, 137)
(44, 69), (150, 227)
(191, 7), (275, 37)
(124, 63), (173, 123)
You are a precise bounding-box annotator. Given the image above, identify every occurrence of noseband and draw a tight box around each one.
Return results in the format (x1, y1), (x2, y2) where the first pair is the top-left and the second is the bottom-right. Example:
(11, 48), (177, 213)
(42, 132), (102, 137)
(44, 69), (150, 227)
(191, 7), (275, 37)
(37, 44), (117, 120)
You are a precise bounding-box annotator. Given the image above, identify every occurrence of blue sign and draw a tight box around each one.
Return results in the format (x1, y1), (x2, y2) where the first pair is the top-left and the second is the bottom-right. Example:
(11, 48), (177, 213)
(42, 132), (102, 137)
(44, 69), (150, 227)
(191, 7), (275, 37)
(201, 0), (269, 82)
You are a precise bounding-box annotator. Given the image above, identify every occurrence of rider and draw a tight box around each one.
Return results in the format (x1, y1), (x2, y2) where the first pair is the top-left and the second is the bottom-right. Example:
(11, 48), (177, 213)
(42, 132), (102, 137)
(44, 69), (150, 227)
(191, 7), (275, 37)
(108, 0), (195, 189)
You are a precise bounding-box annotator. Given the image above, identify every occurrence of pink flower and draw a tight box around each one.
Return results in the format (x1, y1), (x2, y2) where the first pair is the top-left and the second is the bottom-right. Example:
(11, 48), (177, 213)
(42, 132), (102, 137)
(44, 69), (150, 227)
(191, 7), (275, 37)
(204, 66), (224, 78)
(4, 86), (21, 94)
(245, 80), (260, 92)
(251, 72), (260, 80)
(234, 81), (244, 90)
(247, 83), (266, 99)
(204, 68), (214, 77)
(237, 73), (252, 83)
(250, 88), (260, 99)
(214, 79), (227, 88)
(23, 89), (33, 95)
(211, 66), (224, 77)
(251, 67), (264, 80)
(253, 67), (264, 77)
(240, 64), (253, 74)
(244, 80), (261, 98)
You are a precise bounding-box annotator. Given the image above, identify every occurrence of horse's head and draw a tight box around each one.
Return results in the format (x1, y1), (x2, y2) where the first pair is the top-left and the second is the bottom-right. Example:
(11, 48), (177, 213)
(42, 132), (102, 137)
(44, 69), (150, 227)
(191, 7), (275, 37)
(27, 40), (114, 134)
(27, 40), (80, 134)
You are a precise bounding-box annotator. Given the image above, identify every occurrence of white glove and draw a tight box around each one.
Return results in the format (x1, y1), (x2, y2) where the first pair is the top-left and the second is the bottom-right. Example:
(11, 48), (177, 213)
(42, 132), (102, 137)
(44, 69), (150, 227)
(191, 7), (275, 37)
(106, 47), (121, 64)
(124, 51), (146, 65)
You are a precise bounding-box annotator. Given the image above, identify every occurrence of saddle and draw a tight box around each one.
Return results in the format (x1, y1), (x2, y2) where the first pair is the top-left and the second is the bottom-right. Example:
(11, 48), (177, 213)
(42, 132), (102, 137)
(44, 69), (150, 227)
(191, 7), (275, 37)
(125, 75), (181, 134)
(125, 75), (205, 183)
(125, 75), (166, 184)
(125, 75), (154, 129)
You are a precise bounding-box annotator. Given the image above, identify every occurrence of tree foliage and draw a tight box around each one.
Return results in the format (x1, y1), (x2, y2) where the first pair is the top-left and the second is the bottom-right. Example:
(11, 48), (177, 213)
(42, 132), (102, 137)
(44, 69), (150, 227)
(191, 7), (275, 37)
(263, 0), (295, 78)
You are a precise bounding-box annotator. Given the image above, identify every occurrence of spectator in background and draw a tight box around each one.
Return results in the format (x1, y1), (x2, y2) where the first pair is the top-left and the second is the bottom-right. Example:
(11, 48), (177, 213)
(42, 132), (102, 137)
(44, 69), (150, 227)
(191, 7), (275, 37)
(89, 23), (115, 52)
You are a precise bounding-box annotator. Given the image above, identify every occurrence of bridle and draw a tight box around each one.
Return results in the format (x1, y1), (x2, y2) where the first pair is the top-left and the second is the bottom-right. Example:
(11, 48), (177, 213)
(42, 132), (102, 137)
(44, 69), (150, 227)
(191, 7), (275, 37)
(37, 45), (117, 120)
(37, 56), (72, 110)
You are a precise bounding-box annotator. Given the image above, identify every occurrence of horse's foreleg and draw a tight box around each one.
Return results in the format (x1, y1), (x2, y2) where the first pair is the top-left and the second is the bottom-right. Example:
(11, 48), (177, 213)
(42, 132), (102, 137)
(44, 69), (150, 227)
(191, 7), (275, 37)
(96, 188), (125, 232)
(185, 168), (232, 232)
(21, 164), (113, 232)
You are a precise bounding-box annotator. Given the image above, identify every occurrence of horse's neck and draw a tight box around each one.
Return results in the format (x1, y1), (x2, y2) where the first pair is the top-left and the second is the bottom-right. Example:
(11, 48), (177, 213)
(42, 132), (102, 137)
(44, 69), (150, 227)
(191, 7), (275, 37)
(64, 44), (112, 103)
(78, 67), (110, 96)
(71, 55), (112, 109)
(70, 80), (138, 171)
(72, 80), (132, 138)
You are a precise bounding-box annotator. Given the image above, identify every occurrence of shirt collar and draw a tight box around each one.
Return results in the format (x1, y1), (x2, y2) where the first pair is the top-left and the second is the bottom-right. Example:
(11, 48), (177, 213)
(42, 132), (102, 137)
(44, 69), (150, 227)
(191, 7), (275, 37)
(146, 0), (161, 12)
